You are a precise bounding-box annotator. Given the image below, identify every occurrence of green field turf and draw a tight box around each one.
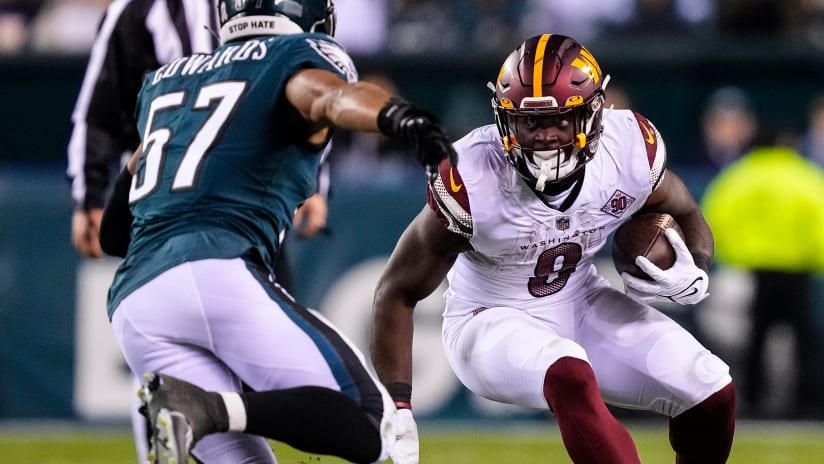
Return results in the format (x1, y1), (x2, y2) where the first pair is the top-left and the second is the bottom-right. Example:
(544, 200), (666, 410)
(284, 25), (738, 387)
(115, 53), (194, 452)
(2, 420), (823, 463)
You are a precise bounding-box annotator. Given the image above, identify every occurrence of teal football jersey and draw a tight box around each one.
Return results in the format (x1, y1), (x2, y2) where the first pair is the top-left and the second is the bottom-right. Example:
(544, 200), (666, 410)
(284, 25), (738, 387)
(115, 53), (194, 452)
(107, 33), (357, 317)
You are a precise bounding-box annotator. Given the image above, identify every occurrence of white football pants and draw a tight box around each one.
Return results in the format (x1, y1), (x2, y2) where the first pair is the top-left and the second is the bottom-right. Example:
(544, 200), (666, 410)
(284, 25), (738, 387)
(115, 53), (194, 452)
(111, 257), (395, 463)
(442, 278), (732, 417)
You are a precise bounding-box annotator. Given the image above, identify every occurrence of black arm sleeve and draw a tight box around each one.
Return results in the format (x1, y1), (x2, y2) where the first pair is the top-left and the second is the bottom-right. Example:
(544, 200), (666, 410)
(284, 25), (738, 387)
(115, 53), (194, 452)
(99, 168), (134, 258)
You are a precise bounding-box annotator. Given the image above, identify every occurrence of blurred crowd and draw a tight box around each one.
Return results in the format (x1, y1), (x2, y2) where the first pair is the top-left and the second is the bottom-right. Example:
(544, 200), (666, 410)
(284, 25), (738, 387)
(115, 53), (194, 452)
(5, 0), (824, 54)
(693, 84), (824, 420)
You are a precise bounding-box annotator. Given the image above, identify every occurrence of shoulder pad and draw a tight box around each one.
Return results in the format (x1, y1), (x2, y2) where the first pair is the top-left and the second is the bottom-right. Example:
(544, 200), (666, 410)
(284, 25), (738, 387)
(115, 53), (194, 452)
(427, 159), (472, 239)
(633, 112), (667, 189)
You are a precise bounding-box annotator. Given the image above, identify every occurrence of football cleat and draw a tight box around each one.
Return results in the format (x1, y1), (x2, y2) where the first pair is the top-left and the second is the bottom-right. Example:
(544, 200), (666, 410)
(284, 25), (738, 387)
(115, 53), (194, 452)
(152, 409), (192, 464)
(139, 372), (227, 464)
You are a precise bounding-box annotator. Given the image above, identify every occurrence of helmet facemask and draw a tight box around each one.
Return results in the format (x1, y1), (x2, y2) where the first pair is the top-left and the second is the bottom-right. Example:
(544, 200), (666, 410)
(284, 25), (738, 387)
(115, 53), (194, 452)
(309, 1), (336, 36)
(489, 34), (609, 193)
(493, 89), (605, 192)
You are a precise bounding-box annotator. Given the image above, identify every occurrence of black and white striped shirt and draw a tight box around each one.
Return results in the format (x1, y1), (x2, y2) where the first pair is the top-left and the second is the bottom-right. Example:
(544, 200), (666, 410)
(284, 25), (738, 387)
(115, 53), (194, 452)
(67, 0), (220, 210)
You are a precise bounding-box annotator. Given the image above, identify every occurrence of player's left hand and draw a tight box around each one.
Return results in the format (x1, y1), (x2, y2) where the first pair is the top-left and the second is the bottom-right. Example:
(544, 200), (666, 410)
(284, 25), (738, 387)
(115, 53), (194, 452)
(292, 193), (328, 239)
(391, 408), (419, 464)
(377, 97), (458, 177)
(621, 228), (709, 305)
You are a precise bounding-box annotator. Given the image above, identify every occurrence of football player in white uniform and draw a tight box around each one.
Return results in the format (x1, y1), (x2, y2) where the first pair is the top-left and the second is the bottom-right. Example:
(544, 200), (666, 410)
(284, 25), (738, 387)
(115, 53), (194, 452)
(371, 34), (735, 464)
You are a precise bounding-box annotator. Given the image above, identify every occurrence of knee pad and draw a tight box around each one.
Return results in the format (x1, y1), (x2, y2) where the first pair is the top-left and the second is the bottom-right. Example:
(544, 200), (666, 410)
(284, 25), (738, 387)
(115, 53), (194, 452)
(647, 331), (731, 389)
(692, 351), (730, 387)
(646, 331), (732, 416)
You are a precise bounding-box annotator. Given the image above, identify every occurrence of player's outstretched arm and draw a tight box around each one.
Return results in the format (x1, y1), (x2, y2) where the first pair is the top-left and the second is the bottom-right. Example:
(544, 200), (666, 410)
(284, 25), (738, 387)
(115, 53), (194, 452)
(285, 68), (457, 174)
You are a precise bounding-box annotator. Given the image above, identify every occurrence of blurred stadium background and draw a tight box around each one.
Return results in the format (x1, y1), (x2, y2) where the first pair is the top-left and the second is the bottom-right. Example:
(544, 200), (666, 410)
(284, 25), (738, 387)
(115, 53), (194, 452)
(2, 0), (824, 461)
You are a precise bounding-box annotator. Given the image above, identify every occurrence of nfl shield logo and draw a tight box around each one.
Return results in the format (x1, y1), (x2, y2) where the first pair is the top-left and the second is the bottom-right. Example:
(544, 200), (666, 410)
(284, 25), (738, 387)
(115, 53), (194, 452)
(556, 216), (570, 230)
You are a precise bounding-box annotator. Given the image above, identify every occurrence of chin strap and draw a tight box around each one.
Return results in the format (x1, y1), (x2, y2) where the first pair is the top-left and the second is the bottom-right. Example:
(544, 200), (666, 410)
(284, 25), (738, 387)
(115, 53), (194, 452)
(535, 147), (583, 192)
(535, 159), (554, 192)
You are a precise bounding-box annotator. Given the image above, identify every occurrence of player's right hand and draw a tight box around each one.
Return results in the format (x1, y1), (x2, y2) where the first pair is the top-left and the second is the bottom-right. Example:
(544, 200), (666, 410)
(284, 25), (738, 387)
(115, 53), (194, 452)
(71, 208), (104, 258)
(377, 97), (458, 176)
(622, 228), (709, 305)
(391, 408), (419, 464)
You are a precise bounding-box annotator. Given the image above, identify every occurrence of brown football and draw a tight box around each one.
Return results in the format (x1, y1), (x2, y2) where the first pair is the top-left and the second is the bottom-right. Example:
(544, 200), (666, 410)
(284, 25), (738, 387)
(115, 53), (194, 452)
(611, 213), (684, 280)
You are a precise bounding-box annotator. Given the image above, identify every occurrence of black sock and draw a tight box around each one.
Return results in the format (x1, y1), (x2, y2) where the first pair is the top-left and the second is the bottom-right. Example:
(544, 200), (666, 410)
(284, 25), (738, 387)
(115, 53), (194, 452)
(241, 386), (381, 464)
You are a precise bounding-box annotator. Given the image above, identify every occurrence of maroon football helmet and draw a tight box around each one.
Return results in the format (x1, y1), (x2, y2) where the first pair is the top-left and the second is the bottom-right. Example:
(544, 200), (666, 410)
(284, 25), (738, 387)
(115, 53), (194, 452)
(490, 34), (608, 192)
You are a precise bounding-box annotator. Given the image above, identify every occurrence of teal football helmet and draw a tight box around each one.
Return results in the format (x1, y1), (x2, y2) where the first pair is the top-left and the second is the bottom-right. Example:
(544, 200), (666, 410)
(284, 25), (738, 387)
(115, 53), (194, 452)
(218, 0), (336, 43)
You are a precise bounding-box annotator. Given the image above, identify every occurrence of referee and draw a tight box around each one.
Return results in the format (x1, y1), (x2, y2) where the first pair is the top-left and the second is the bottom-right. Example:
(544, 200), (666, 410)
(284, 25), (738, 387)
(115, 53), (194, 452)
(66, 0), (328, 461)
(68, 0), (220, 257)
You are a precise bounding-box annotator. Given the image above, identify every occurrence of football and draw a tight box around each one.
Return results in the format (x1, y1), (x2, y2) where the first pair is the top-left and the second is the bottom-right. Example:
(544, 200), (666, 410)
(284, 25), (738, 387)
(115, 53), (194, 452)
(611, 212), (684, 280)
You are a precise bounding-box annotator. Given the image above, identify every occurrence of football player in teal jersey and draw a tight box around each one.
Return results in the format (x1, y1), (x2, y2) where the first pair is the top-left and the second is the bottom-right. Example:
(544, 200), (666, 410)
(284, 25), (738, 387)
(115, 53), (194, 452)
(98, 1), (456, 463)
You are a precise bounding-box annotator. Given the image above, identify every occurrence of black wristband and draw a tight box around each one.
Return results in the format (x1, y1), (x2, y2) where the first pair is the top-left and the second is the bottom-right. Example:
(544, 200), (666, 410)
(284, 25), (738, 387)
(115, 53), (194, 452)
(376, 97), (408, 138)
(385, 381), (412, 404)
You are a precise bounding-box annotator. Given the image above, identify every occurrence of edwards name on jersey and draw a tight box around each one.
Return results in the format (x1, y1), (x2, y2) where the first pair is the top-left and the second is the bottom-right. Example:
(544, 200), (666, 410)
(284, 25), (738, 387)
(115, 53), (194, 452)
(107, 33), (357, 316)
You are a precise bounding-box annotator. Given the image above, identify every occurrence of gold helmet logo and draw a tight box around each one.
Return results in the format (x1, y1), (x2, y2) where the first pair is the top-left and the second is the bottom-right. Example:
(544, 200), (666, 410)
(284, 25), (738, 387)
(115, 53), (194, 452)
(571, 47), (602, 84)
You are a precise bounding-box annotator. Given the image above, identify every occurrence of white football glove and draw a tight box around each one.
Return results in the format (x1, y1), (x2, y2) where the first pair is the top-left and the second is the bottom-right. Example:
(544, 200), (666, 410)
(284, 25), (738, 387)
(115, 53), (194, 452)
(391, 408), (419, 464)
(621, 228), (709, 305)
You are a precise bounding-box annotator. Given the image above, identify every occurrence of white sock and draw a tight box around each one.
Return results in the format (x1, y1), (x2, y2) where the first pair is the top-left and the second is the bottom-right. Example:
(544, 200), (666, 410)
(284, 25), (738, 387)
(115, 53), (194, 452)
(218, 392), (247, 432)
